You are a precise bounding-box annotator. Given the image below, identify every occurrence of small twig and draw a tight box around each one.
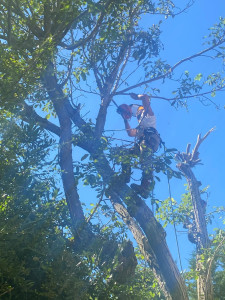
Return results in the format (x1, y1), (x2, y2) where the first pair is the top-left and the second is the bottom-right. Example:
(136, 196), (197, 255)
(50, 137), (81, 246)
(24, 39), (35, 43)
(86, 188), (105, 223)
(0, 287), (14, 297)
(60, 54), (73, 87)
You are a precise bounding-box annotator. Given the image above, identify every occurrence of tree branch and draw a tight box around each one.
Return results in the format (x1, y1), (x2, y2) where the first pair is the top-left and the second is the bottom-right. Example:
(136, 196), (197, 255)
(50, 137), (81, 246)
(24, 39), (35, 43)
(116, 87), (225, 102)
(111, 45), (132, 95)
(95, 40), (133, 138)
(43, 63), (89, 238)
(192, 127), (215, 161)
(115, 38), (225, 94)
(59, 0), (114, 50)
(12, 1), (44, 38)
(21, 102), (60, 136)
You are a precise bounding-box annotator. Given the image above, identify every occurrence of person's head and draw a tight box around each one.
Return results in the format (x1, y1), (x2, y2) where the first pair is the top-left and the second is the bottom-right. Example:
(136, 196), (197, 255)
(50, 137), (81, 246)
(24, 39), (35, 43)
(117, 104), (144, 119)
(117, 104), (132, 119)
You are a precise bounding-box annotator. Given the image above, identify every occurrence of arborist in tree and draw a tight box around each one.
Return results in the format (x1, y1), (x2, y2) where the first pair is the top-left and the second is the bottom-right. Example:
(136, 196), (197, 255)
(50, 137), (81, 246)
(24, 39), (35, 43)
(117, 93), (161, 198)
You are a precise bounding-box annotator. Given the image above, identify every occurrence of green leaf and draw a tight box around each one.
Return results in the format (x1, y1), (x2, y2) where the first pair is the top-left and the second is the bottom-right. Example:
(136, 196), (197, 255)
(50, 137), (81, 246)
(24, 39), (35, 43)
(194, 73), (203, 81)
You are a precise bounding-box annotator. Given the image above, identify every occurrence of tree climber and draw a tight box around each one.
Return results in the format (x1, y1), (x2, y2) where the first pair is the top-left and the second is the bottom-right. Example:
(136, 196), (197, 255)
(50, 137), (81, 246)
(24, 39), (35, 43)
(117, 93), (161, 199)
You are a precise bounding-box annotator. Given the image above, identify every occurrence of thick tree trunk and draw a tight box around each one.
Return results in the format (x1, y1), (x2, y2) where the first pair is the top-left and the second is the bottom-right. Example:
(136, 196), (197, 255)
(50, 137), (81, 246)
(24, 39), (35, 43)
(110, 194), (172, 299)
(131, 197), (188, 300)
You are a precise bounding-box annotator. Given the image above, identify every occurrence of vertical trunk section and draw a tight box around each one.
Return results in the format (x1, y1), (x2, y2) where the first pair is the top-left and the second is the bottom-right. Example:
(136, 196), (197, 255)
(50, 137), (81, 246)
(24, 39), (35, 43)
(43, 64), (87, 236)
(178, 163), (213, 300)
(110, 194), (172, 299)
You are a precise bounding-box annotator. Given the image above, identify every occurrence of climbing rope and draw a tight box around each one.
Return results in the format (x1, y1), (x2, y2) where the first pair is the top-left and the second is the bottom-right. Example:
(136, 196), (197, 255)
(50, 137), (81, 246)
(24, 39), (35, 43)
(163, 143), (184, 277)
(167, 173), (184, 276)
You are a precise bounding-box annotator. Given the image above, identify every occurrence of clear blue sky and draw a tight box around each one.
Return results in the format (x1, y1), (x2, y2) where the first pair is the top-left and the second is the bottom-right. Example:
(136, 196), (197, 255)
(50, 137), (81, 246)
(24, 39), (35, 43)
(77, 0), (225, 270)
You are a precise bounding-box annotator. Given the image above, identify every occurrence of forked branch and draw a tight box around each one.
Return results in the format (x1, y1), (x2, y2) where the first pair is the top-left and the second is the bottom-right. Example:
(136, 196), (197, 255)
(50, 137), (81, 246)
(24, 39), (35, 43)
(176, 127), (215, 167)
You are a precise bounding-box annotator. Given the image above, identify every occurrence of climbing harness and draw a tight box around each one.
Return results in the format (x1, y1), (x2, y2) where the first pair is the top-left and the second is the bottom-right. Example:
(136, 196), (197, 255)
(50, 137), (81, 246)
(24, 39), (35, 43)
(136, 126), (162, 153)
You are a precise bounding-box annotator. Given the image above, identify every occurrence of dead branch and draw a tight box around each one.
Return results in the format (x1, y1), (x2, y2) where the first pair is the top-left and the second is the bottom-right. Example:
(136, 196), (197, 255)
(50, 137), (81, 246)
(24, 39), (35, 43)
(176, 127), (215, 167)
(192, 127), (215, 161)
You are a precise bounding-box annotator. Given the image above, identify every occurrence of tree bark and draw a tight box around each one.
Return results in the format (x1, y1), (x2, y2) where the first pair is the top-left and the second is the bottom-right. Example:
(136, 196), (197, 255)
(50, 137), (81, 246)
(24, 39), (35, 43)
(178, 164), (213, 300)
(110, 193), (171, 299)
(176, 130), (215, 300)
(43, 63), (88, 238)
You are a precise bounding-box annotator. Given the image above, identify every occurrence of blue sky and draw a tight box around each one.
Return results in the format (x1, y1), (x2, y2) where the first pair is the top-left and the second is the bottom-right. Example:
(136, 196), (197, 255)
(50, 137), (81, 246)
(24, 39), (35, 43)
(76, 0), (225, 270)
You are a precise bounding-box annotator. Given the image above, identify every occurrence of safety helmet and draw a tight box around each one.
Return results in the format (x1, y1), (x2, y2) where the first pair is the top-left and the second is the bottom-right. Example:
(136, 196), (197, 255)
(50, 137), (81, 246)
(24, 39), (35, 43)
(130, 104), (144, 117)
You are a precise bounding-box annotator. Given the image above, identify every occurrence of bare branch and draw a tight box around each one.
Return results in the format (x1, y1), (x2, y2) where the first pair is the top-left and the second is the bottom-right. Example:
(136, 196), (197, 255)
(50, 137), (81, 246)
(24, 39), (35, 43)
(186, 143), (191, 154)
(176, 128), (215, 167)
(192, 127), (215, 161)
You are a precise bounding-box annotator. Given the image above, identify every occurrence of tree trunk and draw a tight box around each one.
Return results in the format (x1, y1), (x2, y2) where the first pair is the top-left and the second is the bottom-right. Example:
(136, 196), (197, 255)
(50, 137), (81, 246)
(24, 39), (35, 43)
(110, 194), (172, 299)
(177, 163), (213, 300)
